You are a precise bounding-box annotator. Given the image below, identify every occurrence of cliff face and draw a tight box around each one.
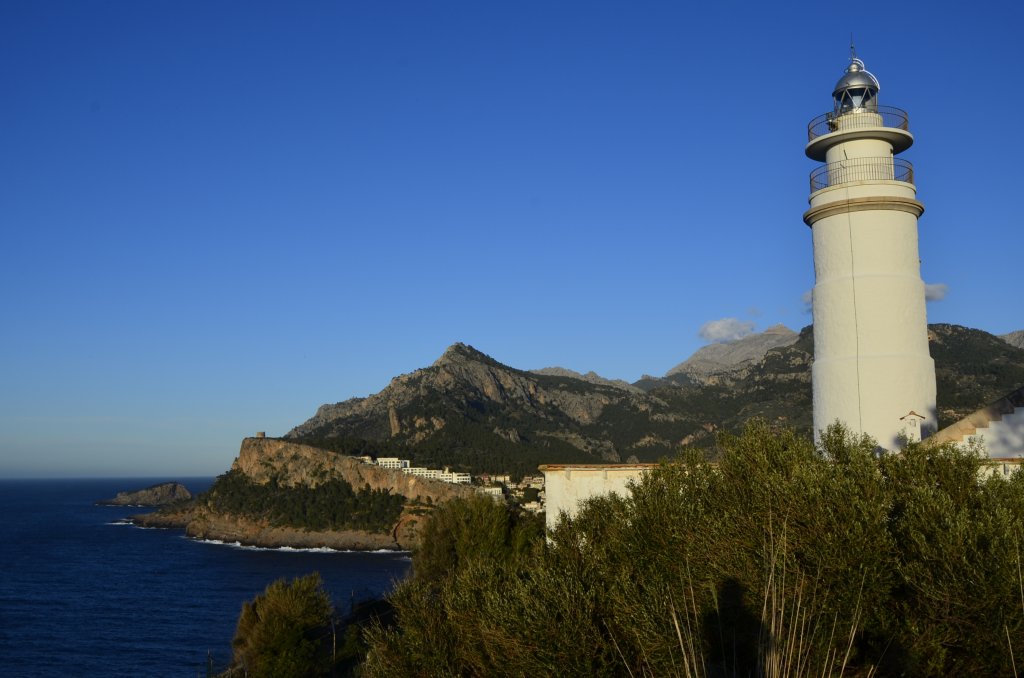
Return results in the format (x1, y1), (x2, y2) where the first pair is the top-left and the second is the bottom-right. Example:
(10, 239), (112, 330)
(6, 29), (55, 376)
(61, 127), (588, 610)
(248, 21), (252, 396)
(233, 437), (477, 505)
(136, 438), (478, 550)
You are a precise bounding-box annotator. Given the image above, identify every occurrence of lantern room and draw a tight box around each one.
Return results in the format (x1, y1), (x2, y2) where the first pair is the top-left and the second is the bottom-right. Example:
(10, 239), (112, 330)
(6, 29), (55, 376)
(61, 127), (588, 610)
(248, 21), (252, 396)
(833, 57), (880, 116)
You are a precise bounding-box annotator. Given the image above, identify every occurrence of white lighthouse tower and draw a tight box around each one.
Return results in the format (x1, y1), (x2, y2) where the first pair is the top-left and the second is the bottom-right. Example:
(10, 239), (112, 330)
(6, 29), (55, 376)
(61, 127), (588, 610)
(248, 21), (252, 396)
(804, 51), (936, 448)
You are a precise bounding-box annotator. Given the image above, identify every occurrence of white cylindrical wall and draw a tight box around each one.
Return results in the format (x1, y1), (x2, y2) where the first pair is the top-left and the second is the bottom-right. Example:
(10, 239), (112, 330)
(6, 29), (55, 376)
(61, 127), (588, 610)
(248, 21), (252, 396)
(807, 127), (936, 448)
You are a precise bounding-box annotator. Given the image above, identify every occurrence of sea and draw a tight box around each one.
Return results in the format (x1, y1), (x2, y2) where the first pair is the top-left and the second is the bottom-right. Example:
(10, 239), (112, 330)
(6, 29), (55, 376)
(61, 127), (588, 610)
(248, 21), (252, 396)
(0, 478), (411, 677)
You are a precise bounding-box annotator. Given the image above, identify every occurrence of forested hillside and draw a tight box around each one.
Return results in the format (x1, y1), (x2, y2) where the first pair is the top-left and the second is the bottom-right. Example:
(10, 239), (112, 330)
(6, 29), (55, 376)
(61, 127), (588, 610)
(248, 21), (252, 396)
(286, 324), (1024, 476)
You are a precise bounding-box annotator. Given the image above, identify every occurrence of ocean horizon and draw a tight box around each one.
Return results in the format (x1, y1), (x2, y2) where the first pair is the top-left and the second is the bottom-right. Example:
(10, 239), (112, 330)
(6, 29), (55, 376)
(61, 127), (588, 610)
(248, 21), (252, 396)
(0, 477), (410, 677)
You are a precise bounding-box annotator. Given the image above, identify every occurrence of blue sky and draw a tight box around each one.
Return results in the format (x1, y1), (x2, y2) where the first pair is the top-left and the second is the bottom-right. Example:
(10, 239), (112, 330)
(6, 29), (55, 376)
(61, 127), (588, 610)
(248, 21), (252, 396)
(2, 2), (1021, 476)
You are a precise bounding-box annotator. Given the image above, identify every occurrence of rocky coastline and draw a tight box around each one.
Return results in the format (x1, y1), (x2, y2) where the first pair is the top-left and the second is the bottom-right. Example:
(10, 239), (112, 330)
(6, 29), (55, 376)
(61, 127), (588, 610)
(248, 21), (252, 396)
(127, 437), (477, 551)
(132, 507), (408, 551)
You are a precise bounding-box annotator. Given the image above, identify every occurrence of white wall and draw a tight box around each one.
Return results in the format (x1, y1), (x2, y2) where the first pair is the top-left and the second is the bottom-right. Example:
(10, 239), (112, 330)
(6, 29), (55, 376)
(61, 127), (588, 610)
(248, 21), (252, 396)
(539, 464), (654, 532)
(807, 131), (936, 449)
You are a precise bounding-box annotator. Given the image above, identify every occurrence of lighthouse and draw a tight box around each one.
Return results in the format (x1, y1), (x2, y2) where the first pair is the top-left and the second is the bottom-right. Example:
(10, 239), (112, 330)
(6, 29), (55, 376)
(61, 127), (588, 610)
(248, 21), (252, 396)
(804, 51), (936, 448)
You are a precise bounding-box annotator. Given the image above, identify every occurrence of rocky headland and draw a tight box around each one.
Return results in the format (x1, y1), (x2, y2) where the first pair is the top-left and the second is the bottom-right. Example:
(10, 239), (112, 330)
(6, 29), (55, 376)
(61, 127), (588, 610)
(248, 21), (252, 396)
(98, 481), (192, 507)
(134, 437), (478, 550)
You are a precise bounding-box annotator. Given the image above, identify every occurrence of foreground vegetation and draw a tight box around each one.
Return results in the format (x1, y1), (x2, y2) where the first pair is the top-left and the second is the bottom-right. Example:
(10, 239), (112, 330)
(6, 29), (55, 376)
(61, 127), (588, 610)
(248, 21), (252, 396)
(363, 422), (1024, 676)
(223, 573), (336, 677)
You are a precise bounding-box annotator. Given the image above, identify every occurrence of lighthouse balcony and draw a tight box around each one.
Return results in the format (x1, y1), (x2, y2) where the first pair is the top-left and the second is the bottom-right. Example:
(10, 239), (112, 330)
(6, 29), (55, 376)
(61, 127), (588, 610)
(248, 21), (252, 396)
(807, 105), (909, 141)
(809, 157), (914, 192)
(805, 106), (912, 160)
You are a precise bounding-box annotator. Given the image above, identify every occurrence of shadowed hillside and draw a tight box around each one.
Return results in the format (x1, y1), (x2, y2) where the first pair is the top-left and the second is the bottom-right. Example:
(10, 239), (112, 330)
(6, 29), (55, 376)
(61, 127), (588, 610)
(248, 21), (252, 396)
(286, 324), (1024, 475)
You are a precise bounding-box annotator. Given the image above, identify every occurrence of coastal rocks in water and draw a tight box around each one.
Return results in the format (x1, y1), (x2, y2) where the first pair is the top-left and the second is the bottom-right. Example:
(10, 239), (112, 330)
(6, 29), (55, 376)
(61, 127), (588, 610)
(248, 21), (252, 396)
(98, 482), (192, 507)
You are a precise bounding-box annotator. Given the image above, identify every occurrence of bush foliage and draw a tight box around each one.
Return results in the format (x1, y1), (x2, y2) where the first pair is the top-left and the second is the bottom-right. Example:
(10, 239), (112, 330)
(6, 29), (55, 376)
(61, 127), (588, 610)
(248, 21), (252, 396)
(206, 470), (404, 533)
(412, 494), (544, 584)
(228, 573), (334, 678)
(362, 422), (1024, 677)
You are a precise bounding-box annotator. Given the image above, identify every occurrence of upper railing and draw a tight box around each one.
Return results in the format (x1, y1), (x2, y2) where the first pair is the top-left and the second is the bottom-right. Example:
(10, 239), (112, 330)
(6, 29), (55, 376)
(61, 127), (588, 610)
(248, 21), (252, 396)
(807, 105), (910, 142)
(809, 157), (914, 192)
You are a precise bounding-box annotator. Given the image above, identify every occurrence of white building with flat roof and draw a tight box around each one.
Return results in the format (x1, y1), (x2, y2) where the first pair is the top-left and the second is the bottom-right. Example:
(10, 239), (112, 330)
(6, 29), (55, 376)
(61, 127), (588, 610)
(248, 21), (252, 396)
(375, 457), (410, 470)
(538, 463), (657, 533)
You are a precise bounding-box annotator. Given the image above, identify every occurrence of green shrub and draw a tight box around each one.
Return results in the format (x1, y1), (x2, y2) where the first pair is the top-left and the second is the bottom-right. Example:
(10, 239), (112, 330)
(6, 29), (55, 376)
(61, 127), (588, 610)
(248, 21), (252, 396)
(411, 494), (543, 584)
(362, 422), (1024, 677)
(880, 441), (1024, 673)
(229, 573), (334, 678)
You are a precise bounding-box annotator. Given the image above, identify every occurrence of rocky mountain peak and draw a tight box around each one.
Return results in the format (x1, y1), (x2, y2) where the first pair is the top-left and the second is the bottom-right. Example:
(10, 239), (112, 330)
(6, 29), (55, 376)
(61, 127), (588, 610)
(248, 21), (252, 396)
(433, 342), (500, 368)
(763, 323), (797, 336)
(1001, 330), (1024, 350)
(665, 324), (800, 381)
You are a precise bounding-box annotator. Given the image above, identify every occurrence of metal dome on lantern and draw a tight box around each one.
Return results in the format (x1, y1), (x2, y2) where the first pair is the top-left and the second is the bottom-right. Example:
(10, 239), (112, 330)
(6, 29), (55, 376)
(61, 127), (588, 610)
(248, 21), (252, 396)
(833, 54), (880, 115)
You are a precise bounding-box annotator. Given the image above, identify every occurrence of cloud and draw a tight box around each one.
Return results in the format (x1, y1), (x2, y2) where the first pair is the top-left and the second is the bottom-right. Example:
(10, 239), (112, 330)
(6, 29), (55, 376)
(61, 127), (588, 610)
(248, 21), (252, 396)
(699, 318), (756, 344)
(925, 283), (948, 302)
(801, 289), (813, 314)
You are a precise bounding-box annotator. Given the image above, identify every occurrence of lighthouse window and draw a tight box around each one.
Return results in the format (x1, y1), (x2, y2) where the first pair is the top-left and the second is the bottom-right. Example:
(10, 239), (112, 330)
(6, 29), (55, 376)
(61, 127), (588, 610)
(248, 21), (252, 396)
(837, 88), (876, 114)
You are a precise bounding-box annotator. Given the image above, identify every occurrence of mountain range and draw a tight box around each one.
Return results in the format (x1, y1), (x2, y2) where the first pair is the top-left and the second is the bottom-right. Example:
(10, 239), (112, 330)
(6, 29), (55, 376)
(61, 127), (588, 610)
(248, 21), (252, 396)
(286, 324), (1024, 478)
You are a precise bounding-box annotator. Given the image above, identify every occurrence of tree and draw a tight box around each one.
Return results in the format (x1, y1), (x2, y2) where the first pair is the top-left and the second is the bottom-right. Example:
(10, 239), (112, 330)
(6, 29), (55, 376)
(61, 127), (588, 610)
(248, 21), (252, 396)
(230, 573), (334, 678)
(411, 494), (542, 584)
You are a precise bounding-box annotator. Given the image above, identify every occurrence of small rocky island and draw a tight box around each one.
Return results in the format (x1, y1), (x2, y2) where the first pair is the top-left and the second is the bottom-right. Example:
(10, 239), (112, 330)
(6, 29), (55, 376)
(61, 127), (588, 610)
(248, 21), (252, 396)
(98, 481), (192, 507)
